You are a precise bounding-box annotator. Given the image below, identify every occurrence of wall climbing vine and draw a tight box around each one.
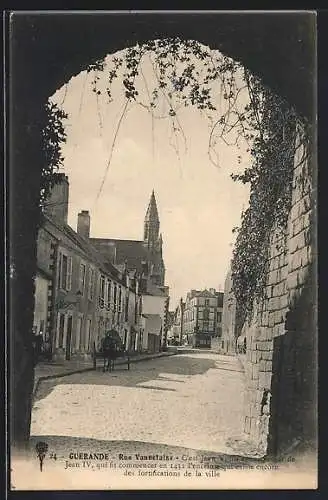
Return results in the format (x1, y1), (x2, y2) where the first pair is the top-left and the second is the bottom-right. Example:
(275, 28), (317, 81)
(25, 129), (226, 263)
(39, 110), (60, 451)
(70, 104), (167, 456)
(229, 81), (310, 319)
(43, 37), (310, 323)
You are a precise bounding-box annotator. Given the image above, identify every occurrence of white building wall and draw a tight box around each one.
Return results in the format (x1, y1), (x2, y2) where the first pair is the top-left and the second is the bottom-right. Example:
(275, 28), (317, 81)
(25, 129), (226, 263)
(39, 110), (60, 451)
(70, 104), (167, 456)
(33, 274), (49, 336)
(142, 294), (166, 325)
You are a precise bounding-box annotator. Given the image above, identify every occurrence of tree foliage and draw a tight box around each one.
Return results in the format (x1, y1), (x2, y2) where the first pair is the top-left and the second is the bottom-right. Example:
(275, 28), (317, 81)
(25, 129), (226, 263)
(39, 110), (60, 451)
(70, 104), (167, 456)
(88, 39), (252, 167)
(229, 79), (309, 319)
(40, 101), (68, 208)
(45, 37), (309, 322)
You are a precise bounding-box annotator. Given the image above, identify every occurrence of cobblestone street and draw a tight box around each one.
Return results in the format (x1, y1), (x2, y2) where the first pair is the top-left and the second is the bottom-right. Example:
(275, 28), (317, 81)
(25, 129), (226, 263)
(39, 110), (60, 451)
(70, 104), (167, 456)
(31, 352), (247, 456)
(11, 351), (317, 490)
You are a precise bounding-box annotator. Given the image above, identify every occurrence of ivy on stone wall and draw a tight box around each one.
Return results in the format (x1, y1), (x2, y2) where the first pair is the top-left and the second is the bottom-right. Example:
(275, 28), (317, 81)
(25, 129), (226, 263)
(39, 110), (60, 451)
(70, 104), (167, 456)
(42, 37), (309, 322)
(229, 79), (307, 320)
(85, 39), (310, 322)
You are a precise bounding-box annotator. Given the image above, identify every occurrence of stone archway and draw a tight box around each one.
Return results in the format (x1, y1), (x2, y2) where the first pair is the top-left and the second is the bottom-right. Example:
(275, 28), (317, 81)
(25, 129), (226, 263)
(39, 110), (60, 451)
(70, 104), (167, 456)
(8, 12), (316, 445)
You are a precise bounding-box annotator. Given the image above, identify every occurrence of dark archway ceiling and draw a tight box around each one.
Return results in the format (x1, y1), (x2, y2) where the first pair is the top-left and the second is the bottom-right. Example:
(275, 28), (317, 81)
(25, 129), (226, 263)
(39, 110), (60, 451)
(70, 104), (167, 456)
(11, 12), (316, 120)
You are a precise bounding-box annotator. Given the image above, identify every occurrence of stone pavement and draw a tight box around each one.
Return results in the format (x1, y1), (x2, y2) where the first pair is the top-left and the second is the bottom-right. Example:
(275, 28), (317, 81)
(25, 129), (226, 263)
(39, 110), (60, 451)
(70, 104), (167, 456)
(31, 352), (249, 456)
(12, 351), (317, 490)
(33, 350), (176, 397)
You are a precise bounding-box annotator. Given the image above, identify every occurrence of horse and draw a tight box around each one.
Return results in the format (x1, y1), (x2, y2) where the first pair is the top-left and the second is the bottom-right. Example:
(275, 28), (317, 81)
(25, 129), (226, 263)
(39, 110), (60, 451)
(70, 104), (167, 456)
(102, 346), (118, 372)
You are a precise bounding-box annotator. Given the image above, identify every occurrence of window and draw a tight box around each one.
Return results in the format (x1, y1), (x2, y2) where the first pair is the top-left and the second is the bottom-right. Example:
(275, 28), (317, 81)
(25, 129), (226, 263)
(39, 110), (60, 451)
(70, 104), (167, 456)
(135, 296), (140, 324)
(76, 315), (83, 350)
(113, 283), (117, 311)
(86, 318), (92, 351)
(118, 286), (122, 312)
(217, 312), (222, 323)
(205, 299), (210, 307)
(59, 253), (72, 291)
(99, 275), (105, 308)
(105, 279), (111, 310)
(203, 308), (209, 321)
(59, 254), (67, 289)
(79, 262), (86, 295)
(125, 293), (129, 321)
(108, 280), (111, 305)
(88, 268), (95, 300)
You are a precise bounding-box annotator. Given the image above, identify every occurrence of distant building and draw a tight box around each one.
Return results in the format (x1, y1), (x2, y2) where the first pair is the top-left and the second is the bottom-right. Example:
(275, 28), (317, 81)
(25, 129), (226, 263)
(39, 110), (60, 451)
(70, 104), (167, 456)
(183, 288), (224, 347)
(170, 298), (185, 344)
(166, 310), (176, 342)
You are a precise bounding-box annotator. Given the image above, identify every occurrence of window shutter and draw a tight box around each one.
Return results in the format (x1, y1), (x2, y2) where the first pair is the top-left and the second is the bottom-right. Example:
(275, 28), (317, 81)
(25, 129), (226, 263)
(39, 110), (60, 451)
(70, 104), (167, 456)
(58, 252), (62, 289)
(67, 256), (73, 291)
(105, 279), (110, 310)
(88, 268), (94, 300)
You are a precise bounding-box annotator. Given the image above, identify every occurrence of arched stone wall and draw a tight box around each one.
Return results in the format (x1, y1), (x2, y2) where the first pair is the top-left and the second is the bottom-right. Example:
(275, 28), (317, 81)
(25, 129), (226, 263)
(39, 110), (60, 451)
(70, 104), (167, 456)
(241, 125), (316, 456)
(11, 12), (315, 117)
(8, 12), (316, 445)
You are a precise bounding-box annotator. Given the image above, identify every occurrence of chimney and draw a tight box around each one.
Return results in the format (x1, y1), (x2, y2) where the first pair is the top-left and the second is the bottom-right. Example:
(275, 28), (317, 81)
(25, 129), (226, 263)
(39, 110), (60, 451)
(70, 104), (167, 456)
(77, 210), (90, 239)
(44, 173), (69, 225)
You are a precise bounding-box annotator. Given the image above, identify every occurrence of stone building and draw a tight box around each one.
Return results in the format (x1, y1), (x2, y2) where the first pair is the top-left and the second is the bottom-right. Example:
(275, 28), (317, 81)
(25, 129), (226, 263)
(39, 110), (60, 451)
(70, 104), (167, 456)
(183, 289), (224, 346)
(90, 190), (165, 287)
(166, 311), (176, 342)
(170, 298), (185, 344)
(89, 189), (170, 348)
(121, 269), (143, 352)
(33, 225), (56, 342)
(141, 281), (169, 352)
(33, 174), (143, 360)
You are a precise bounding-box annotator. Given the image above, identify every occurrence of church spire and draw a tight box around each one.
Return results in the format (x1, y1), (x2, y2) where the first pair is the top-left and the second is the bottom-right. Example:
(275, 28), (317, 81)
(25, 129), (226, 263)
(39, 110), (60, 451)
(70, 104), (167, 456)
(144, 190), (160, 248)
(145, 190), (159, 223)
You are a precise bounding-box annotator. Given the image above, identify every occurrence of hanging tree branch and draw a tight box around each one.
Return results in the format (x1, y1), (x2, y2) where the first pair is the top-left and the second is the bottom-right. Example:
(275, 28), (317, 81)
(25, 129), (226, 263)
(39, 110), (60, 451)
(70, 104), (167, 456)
(44, 37), (310, 325)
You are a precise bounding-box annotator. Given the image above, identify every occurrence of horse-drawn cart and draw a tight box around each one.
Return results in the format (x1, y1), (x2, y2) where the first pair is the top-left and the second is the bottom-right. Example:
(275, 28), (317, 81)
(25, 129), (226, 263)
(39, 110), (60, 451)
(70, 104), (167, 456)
(92, 340), (130, 372)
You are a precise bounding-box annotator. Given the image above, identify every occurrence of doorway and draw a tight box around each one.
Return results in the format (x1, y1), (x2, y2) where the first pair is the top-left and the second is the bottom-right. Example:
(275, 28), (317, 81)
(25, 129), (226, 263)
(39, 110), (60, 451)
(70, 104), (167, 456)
(65, 315), (73, 360)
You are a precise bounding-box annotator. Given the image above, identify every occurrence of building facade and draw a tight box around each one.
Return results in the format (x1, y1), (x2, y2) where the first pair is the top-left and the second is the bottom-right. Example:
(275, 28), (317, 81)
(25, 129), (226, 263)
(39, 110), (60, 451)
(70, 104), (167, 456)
(183, 288), (224, 347)
(141, 281), (169, 352)
(90, 189), (170, 349)
(33, 175), (172, 359)
(170, 298), (185, 344)
(90, 190), (165, 287)
(33, 174), (144, 360)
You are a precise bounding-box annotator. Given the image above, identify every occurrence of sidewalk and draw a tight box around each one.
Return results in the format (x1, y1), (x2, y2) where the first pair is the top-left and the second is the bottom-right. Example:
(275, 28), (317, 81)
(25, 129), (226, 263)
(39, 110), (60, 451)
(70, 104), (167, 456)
(237, 354), (247, 373)
(33, 351), (176, 397)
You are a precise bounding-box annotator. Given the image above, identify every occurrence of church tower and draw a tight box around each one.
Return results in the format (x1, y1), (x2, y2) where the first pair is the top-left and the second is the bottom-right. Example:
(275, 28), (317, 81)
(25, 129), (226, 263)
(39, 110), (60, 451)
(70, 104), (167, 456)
(143, 190), (165, 287)
(144, 190), (160, 249)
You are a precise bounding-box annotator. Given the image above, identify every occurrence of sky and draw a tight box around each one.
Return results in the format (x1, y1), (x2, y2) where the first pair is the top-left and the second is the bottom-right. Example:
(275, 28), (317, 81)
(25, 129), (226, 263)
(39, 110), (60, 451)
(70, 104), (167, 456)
(51, 45), (251, 309)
